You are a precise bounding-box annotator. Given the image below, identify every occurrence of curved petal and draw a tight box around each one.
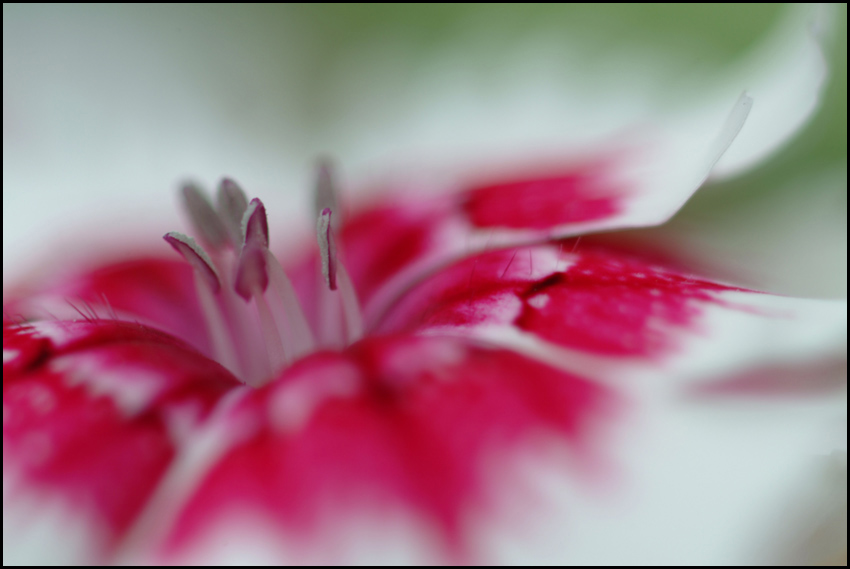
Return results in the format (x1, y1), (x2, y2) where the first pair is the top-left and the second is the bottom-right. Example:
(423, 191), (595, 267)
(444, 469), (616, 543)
(711, 4), (830, 178)
(310, 5), (830, 324)
(378, 238), (739, 356)
(344, 4), (828, 214)
(130, 335), (616, 564)
(3, 319), (239, 564)
(370, 238), (846, 564)
(378, 237), (847, 386)
(4, 256), (210, 356)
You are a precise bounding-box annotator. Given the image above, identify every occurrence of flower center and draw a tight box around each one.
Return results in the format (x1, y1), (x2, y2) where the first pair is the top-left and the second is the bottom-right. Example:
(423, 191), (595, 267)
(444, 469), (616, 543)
(164, 161), (362, 387)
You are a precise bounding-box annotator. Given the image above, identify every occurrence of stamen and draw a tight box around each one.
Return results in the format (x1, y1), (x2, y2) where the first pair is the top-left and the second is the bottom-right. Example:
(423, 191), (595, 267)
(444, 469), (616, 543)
(235, 242), (287, 373)
(317, 208), (337, 290)
(263, 252), (316, 358)
(242, 198), (269, 249)
(235, 197), (315, 368)
(315, 208), (363, 344)
(216, 178), (248, 247)
(234, 240), (269, 301)
(213, 257), (269, 385)
(163, 232), (220, 292)
(336, 264), (364, 343)
(163, 232), (239, 375)
(181, 183), (231, 250)
(164, 166), (362, 386)
(314, 157), (339, 231)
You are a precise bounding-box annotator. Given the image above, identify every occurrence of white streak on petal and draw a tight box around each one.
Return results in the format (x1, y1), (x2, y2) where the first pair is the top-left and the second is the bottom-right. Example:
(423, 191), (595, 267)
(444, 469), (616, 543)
(115, 387), (251, 562)
(49, 353), (165, 417)
(26, 321), (77, 347)
(268, 361), (360, 433)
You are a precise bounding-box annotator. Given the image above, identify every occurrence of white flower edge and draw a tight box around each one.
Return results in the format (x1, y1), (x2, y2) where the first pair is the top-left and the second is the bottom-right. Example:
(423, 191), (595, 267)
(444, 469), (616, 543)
(339, 4), (831, 251)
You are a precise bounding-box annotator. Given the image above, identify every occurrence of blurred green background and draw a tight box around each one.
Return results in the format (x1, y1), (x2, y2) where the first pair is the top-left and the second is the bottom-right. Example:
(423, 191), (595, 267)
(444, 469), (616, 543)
(167, 3), (845, 177)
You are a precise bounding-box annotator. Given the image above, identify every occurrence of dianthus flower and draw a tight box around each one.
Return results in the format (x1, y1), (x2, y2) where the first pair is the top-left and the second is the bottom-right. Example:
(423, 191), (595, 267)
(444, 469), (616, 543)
(3, 6), (846, 565)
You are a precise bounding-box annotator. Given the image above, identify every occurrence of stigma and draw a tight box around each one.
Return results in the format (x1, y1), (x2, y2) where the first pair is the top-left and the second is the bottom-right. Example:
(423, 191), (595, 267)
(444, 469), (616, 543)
(164, 161), (362, 387)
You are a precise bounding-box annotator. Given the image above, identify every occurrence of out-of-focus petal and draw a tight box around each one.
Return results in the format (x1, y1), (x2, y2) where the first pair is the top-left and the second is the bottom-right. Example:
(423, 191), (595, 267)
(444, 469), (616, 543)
(3, 320), (239, 564)
(711, 4), (830, 178)
(344, 5), (828, 202)
(303, 5), (830, 323)
(130, 335), (615, 564)
(471, 379), (846, 564)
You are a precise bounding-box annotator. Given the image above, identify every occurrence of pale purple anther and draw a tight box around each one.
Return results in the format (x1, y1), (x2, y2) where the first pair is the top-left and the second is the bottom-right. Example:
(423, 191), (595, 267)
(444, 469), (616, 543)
(163, 232), (221, 293)
(314, 157), (339, 232)
(216, 178), (249, 247)
(242, 198), (270, 250)
(317, 208), (337, 291)
(181, 183), (231, 250)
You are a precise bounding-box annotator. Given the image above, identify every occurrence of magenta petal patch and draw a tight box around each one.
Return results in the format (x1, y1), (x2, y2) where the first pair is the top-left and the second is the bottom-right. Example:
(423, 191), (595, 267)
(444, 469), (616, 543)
(162, 335), (614, 559)
(285, 202), (443, 329)
(460, 165), (622, 230)
(380, 239), (744, 359)
(512, 248), (741, 357)
(3, 320), (240, 554)
(340, 204), (440, 306)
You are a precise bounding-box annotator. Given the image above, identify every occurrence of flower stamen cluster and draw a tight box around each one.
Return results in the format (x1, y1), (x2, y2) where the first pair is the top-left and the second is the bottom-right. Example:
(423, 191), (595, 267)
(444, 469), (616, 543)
(163, 167), (360, 387)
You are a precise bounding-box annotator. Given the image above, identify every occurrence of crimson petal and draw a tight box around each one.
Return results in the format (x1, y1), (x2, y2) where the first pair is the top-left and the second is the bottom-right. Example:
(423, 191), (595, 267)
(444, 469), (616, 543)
(379, 238), (743, 359)
(156, 335), (615, 563)
(4, 257), (211, 356)
(3, 319), (240, 560)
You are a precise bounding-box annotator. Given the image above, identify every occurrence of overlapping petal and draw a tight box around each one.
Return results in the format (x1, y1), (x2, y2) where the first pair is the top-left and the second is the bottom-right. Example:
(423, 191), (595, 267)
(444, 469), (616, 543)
(304, 5), (830, 324)
(128, 335), (615, 564)
(376, 235), (846, 391)
(4, 258), (210, 356)
(3, 320), (239, 564)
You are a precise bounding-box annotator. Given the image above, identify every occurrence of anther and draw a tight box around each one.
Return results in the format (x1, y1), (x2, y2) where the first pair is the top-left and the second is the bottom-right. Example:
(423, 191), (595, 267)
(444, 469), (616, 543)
(314, 157), (339, 231)
(317, 208), (337, 290)
(242, 198), (270, 249)
(216, 178), (248, 247)
(181, 183), (231, 250)
(163, 232), (220, 292)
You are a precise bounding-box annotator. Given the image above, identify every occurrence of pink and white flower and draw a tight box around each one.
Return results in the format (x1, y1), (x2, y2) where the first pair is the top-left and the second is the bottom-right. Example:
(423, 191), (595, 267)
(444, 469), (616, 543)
(4, 5), (846, 565)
